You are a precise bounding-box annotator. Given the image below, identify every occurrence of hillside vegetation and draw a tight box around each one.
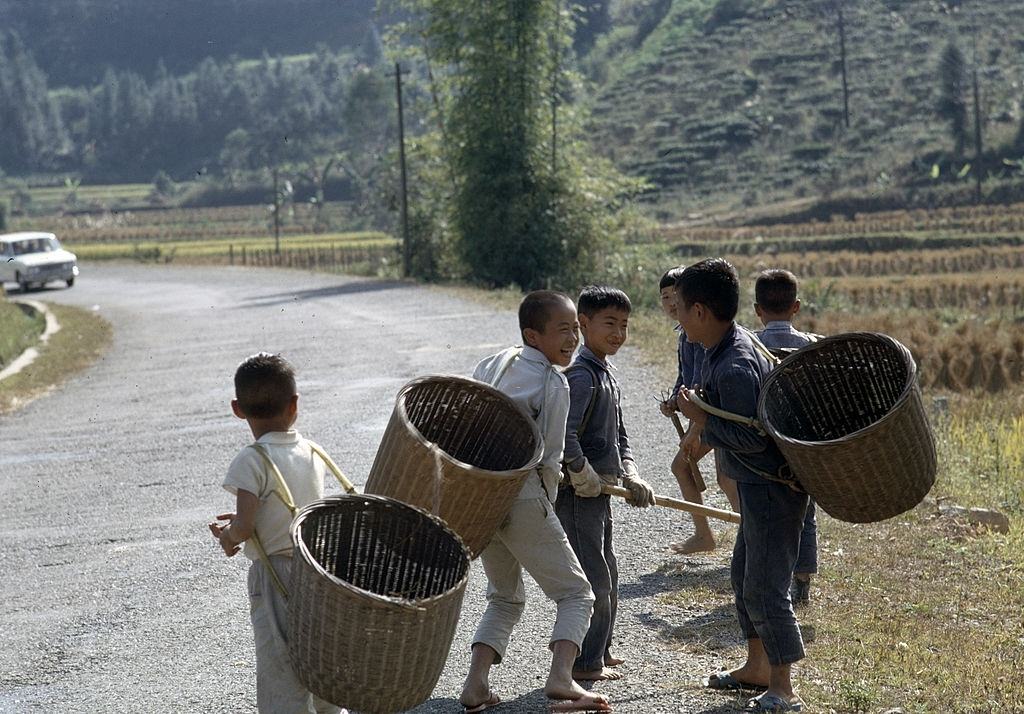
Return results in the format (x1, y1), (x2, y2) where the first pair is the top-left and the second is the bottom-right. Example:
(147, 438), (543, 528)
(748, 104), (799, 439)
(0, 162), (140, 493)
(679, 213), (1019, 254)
(586, 0), (1024, 217)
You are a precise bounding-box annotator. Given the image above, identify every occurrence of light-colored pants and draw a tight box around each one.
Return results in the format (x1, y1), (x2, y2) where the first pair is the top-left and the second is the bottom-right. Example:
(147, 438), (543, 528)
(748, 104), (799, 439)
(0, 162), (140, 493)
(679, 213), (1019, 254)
(472, 497), (595, 662)
(249, 556), (342, 714)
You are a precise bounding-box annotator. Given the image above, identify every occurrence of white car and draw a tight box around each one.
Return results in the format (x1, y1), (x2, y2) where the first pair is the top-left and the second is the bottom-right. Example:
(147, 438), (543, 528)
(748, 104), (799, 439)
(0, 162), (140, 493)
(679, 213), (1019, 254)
(0, 232), (79, 291)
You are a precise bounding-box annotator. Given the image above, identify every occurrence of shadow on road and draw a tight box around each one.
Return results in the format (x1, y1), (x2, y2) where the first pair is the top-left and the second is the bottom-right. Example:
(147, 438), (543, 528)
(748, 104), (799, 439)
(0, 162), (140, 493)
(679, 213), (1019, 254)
(239, 279), (411, 308)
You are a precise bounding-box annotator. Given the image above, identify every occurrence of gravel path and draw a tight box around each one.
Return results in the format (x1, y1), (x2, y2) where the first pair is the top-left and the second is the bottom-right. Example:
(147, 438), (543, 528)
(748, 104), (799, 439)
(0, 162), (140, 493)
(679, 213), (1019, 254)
(0, 265), (748, 713)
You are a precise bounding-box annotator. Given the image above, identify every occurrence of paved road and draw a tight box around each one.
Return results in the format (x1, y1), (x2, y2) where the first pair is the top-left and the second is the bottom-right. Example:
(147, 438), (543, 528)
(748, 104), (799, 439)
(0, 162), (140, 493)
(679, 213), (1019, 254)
(0, 265), (745, 713)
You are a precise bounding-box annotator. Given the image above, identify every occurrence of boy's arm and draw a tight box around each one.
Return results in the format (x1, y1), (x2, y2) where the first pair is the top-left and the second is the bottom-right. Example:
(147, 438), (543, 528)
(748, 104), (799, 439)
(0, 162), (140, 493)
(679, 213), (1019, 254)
(616, 399), (633, 465)
(210, 489), (258, 557)
(685, 367), (770, 454)
(563, 367), (594, 471)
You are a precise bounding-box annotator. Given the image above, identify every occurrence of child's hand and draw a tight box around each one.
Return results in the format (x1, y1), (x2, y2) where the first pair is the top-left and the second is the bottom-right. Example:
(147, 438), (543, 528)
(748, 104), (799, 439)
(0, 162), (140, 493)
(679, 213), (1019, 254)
(681, 425), (703, 461)
(659, 399), (676, 417)
(209, 513), (240, 557)
(676, 389), (707, 426)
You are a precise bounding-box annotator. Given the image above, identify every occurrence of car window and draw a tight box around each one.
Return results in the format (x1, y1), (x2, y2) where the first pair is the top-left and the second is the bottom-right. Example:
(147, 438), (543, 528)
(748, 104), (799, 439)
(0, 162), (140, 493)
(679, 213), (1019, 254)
(0, 242), (8, 256)
(12, 239), (57, 255)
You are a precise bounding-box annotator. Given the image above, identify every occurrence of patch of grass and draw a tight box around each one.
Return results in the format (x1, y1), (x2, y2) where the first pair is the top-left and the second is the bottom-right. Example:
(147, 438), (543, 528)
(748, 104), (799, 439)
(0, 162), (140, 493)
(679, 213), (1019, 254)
(0, 302), (112, 414)
(0, 297), (45, 368)
(66, 231), (396, 261)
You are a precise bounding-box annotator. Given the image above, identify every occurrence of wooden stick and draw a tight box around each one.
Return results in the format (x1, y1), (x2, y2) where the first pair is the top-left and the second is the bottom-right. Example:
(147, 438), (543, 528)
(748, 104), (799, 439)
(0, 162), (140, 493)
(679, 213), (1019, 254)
(670, 413), (707, 492)
(602, 484), (740, 524)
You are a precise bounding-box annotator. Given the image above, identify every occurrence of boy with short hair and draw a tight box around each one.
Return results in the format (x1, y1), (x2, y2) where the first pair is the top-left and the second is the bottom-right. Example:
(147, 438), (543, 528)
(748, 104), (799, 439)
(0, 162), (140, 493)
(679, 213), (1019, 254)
(754, 269), (821, 605)
(461, 290), (610, 714)
(559, 286), (654, 682)
(657, 267), (739, 555)
(675, 260), (808, 712)
(209, 352), (341, 714)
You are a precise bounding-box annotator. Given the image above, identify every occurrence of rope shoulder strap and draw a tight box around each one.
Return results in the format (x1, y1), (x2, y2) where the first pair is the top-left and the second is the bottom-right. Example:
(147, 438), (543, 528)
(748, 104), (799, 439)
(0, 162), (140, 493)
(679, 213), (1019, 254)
(246, 441), (356, 599)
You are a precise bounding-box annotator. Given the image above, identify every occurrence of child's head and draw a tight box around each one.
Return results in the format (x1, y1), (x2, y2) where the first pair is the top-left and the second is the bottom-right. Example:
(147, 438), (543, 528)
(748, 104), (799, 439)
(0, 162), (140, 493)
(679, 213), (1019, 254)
(577, 285), (631, 359)
(674, 258), (739, 345)
(659, 266), (686, 321)
(519, 290), (579, 367)
(754, 269), (800, 324)
(231, 352), (298, 430)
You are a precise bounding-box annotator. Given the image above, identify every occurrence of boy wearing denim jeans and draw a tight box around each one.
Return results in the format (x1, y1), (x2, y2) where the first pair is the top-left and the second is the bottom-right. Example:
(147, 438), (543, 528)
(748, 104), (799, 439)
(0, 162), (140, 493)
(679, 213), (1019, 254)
(559, 286), (655, 682)
(675, 260), (808, 712)
(754, 269), (821, 606)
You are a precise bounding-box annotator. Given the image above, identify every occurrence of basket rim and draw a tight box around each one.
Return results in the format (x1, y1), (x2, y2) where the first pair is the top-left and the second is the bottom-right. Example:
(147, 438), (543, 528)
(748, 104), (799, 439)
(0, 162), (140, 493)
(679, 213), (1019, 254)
(395, 374), (545, 479)
(289, 493), (472, 610)
(757, 332), (920, 449)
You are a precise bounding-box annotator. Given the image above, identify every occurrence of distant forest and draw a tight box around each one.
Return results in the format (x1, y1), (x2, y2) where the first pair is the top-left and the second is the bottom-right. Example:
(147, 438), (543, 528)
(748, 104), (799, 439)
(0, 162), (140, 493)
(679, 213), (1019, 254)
(0, 0), (378, 87)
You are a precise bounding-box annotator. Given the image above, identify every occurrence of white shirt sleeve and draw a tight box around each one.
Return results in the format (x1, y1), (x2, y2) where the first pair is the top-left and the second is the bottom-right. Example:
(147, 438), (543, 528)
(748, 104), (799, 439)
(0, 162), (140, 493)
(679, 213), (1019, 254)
(223, 447), (267, 500)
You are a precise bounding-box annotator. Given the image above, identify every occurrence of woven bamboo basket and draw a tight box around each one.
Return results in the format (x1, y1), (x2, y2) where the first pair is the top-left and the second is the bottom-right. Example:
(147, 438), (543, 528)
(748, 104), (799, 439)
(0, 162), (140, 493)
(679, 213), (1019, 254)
(287, 494), (471, 714)
(758, 332), (936, 523)
(365, 375), (543, 557)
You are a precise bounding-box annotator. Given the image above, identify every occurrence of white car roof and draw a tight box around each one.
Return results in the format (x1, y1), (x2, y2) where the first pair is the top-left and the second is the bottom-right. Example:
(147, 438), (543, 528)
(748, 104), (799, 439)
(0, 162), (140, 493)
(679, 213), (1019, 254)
(0, 232), (58, 242)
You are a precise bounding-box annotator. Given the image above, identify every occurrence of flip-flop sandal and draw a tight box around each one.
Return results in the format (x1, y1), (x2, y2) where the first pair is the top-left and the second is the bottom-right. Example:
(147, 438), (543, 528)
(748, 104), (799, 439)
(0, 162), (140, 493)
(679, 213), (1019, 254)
(746, 692), (803, 711)
(706, 671), (768, 691)
(463, 691), (501, 713)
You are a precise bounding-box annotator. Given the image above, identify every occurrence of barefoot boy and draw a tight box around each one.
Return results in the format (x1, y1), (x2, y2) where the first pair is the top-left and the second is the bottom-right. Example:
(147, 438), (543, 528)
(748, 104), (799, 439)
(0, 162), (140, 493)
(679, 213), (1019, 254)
(209, 353), (341, 714)
(675, 260), (808, 712)
(559, 286), (654, 682)
(754, 269), (821, 606)
(461, 290), (610, 713)
(658, 266), (739, 555)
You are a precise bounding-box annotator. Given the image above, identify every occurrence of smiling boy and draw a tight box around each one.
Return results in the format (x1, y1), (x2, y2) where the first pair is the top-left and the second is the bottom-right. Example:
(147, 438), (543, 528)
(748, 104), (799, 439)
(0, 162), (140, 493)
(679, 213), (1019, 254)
(461, 290), (610, 713)
(559, 286), (654, 683)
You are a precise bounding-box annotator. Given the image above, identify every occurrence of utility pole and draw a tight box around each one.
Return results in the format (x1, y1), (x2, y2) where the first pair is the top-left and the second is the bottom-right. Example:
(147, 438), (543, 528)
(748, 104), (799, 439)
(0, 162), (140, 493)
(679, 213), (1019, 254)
(837, 1), (850, 129)
(971, 34), (983, 204)
(393, 62), (411, 278)
(272, 166), (281, 255)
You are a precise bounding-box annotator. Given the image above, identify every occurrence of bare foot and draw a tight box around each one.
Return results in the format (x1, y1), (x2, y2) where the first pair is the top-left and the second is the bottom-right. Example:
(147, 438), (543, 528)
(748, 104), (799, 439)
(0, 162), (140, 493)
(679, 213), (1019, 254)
(573, 667), (623, 681)
(604, 654), (624, 667)
(670, 533), (716, 555)
(547, 682), (612, 712)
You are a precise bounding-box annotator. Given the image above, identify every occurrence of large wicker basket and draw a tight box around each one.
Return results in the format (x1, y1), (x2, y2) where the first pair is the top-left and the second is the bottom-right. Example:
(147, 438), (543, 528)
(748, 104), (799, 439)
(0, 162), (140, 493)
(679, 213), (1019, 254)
(287, 494), (471, 713)
(365, 375), (543, 557)
(758, 332), (936, 523)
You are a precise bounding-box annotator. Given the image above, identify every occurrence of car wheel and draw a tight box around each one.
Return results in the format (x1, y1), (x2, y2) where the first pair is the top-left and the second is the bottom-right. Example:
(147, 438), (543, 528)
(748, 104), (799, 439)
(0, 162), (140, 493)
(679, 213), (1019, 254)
(16, 272), (30, 292)
(66, 276), (75, 288)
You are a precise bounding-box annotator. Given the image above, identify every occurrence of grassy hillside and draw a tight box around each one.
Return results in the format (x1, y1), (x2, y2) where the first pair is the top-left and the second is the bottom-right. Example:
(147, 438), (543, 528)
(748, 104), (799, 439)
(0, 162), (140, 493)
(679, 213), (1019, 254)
(587, 0), (1024, 218)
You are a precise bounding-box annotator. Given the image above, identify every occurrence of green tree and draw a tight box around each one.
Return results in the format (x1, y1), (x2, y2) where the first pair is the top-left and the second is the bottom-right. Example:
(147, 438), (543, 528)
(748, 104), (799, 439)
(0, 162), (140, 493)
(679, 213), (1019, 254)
(938, 41), (968, 158)
(393, 0), (640, 289)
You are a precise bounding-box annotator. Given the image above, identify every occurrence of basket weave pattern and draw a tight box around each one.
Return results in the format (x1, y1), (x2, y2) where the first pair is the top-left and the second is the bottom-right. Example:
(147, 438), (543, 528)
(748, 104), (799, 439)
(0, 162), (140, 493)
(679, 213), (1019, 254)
(366, 376), (543, 557)
(759, 332), (937, 523)
(287, 495), (470, 713)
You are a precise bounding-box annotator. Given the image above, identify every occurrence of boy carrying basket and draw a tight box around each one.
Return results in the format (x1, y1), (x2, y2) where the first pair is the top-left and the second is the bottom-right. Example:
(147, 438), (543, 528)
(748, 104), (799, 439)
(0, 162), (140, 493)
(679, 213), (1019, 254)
(460, 290), (610, 713)
(209, 353), (343, 714)
(674, 260), (809, 712)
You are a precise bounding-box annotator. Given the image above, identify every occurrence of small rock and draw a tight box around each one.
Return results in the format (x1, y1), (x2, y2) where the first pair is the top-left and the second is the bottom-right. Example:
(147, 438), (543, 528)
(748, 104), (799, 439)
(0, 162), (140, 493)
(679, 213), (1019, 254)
(938, 504), (1010, 534)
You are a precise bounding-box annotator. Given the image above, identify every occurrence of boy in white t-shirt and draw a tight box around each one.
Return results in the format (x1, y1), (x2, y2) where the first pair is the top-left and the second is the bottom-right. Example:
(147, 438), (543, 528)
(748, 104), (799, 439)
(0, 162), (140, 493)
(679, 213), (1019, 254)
(209, 352), (341, 714)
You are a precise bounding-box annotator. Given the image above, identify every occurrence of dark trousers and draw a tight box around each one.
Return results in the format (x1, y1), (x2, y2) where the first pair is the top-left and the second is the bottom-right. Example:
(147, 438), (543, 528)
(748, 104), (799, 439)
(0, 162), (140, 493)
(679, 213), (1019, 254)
(732, 480), (809, 665)
(555, 487), (617, 671)
(795, 499), (818, 575)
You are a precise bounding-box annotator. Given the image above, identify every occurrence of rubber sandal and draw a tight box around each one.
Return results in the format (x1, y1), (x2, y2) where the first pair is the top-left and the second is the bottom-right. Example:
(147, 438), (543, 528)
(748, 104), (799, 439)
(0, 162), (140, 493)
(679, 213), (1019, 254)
(706, 671), (768, 691)
(746, 692), (804, 711)
(463, 691), (500, 713)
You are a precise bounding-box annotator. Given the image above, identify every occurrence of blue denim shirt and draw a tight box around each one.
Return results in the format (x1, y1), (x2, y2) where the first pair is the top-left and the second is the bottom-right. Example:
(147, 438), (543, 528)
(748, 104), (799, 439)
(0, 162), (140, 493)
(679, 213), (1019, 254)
(756, 320), (817, 350)
(564, 346), (633, 477)
(699, 323), (787, 484)
(673, 325), (705, 397)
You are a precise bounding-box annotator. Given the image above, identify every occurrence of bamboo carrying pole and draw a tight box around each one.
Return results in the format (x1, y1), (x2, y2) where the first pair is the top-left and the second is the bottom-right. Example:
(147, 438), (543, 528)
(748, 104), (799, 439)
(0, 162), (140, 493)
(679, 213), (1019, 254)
(602, 484), (741, 524)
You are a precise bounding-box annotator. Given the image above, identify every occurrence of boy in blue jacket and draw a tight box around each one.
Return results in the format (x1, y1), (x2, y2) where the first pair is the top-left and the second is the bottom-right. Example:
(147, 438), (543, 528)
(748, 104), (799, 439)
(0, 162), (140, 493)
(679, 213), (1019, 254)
(675, 260), (808, 713)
